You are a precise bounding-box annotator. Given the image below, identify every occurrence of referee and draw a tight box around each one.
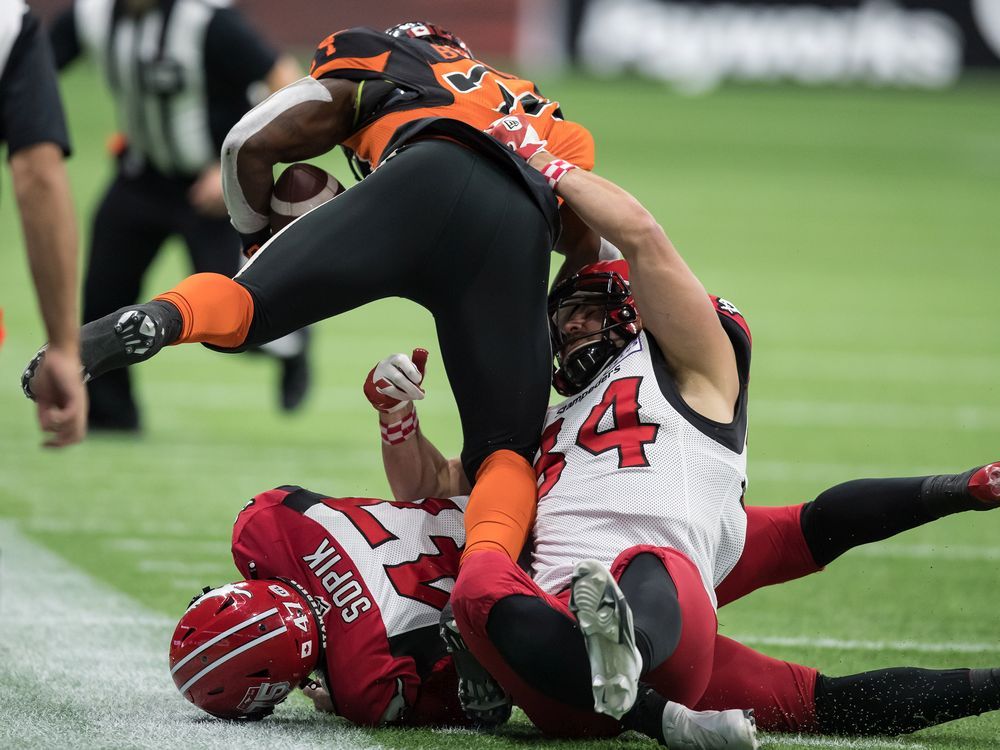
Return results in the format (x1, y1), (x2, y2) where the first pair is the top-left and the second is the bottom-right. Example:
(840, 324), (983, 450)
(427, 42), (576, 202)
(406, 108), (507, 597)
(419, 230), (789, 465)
(2, 0), (87, 447)
(49, 0), (309, 431)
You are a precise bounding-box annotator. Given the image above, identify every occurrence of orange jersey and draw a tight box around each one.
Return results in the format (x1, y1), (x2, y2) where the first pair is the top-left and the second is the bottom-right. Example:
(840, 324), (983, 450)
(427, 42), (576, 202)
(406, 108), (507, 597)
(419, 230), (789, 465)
(310, 27), (594, 170)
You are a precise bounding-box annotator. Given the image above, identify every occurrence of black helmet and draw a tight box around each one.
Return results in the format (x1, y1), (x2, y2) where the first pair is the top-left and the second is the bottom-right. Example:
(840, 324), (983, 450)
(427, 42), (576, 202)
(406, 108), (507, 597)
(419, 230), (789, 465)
(385, 21), (472, 58)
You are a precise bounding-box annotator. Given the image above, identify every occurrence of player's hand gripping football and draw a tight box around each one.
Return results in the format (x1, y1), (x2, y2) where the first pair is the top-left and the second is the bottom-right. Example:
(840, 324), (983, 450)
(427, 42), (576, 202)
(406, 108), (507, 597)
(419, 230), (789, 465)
(364, 349), (429, 413)
(485, 115), (548, 161)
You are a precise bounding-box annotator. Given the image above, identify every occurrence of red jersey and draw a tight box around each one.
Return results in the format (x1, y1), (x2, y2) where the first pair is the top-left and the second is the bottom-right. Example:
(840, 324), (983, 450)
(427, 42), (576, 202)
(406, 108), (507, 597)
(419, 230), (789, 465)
(231, 485), (469, 726)
(309, 27), (594, 171)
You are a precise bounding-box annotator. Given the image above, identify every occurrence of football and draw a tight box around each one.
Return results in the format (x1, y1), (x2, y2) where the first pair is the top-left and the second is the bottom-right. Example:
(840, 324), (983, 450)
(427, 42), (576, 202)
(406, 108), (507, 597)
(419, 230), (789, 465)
(270, 163), (344, 232)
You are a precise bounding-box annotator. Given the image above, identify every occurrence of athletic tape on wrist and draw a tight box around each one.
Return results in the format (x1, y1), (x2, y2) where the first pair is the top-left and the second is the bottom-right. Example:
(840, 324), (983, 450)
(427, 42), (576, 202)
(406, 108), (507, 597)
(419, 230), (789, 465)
(540, 159), (577, 189)
(381, 410), (419, 446)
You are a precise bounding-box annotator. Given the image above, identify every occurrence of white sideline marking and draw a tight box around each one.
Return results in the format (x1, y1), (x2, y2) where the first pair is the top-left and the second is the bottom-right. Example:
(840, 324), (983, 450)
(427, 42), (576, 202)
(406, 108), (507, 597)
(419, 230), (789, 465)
(0, 521), (383, 750)
(734, 634), (1000, 655)
(852, 543), (1000, 562)
(763, 736), (926, 749)
(137, 559), (238, 574)
(752, 399), (1000, 431)
(751, 461), (951, 484)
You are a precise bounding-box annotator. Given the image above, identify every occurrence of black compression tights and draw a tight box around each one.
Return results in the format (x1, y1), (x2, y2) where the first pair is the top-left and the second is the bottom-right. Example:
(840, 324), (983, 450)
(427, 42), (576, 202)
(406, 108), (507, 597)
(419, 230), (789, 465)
(816, 667), (1000, 735)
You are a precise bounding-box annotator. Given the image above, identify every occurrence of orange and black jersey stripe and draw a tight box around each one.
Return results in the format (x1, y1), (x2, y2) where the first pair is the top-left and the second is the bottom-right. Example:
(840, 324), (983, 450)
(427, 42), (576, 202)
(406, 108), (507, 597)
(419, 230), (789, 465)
(309, 27), (594, 171)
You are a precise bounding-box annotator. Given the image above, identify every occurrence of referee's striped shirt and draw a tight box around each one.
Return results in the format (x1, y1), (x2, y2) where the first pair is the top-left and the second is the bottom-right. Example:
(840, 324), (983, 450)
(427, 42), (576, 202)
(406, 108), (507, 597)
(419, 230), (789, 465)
(50, 0), (277, 178)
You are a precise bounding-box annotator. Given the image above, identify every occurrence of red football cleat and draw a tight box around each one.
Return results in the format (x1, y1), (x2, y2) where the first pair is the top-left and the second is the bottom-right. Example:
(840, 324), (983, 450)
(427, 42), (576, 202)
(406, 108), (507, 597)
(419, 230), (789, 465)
(968, 462), (1000, 506)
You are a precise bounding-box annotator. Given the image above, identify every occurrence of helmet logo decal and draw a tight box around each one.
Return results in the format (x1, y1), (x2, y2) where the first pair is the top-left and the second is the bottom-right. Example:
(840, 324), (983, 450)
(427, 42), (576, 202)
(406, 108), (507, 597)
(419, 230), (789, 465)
(236, 681), (292, 714)
(188, 582), (252, 611)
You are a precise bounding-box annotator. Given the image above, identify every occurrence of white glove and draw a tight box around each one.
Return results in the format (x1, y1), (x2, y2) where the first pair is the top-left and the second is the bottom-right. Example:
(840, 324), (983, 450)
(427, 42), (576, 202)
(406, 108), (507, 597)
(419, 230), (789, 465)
(364, 348), (428, 413)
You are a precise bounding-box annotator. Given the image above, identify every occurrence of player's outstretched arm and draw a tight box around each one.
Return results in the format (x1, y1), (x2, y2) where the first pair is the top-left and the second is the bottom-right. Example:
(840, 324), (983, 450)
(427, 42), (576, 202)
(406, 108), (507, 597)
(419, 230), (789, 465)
(221, 76), (356, 252)
(482, 135), (739, 423)
(364, 349), (470, 500)
(11, 143), (87, 447)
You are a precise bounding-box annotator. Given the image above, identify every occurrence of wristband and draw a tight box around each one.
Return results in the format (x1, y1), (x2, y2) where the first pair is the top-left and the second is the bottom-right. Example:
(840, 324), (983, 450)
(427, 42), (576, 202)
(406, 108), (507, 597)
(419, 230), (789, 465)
(540, 159), (577, 189)
(380, 409), (419, 446)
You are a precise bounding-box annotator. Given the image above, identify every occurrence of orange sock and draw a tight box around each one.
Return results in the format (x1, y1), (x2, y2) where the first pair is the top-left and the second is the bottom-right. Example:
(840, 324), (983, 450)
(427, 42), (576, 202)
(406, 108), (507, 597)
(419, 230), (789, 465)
(461, 449), (538, 565)
(155, 273), (254, 348)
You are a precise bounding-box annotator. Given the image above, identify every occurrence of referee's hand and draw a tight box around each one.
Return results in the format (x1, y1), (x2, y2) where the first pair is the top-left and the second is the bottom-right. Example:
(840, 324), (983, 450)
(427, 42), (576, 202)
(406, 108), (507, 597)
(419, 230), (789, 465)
(188, 164), (228, 218)
(30, 344), (88, 448)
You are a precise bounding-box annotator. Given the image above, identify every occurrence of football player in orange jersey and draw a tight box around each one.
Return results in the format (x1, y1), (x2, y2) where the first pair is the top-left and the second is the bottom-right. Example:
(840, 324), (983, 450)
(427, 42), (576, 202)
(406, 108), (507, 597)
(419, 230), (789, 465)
(23, 23), (599, 581)
(360, 115), (1000, 743)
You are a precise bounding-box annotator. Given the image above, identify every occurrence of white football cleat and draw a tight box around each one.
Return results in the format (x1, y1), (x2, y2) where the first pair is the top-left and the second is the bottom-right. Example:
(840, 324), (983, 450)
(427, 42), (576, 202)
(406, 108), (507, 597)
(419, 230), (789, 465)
(569, 559), (642, 720)
(661, 701), (759, 750)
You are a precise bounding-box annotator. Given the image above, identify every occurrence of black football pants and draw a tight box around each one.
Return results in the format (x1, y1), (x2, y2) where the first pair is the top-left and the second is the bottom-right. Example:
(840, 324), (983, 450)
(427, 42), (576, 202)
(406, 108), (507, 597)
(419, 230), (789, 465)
(233, 140), (554, 478)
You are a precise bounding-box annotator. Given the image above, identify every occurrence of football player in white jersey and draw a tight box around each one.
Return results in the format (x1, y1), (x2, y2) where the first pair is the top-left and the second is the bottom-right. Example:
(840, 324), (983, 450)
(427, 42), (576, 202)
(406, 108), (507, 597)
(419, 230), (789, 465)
(359, 114), (1000, 744)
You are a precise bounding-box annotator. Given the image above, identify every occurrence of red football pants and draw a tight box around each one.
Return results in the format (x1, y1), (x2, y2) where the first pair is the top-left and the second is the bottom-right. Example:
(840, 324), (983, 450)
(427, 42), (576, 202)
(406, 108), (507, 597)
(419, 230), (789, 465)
(451, 504), (823, 736)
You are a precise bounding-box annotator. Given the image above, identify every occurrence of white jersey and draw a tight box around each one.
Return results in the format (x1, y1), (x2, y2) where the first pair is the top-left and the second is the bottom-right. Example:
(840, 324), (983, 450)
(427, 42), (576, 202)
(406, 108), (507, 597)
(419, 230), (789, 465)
(531, 302), (752, 607)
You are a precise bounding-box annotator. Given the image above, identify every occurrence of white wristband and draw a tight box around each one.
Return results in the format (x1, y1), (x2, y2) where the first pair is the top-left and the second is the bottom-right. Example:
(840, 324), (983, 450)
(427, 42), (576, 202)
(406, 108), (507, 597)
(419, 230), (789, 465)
(540, 159), (577, 189)
(381, 410), (419, 446)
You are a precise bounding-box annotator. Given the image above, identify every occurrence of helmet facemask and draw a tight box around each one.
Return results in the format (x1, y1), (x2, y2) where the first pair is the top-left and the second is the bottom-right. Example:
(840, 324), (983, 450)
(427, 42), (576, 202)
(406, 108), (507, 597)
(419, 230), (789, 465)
(548, 267), (639, 396)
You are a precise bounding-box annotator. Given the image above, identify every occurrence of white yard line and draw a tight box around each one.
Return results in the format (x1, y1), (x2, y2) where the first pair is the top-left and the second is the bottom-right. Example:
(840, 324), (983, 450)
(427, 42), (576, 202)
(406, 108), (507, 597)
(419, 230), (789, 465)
(851, 543), (1000, 562)
(734, 634), (1000, 655)
(0, 521), (383, 750)
(752, 399), (1000, 431)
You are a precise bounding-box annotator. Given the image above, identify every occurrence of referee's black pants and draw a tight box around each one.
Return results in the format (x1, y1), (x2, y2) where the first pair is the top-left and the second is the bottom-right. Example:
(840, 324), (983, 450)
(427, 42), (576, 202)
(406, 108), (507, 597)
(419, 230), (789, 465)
(233, 140), (553, 478)
(84, 167), (241, 429)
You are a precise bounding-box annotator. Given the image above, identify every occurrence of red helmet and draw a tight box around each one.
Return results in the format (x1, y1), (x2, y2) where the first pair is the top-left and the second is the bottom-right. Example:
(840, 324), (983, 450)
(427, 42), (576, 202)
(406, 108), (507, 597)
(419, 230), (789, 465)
(385, 21), (473, 58)
(169, 579), (325, 720)
(548, 259), (640, 396)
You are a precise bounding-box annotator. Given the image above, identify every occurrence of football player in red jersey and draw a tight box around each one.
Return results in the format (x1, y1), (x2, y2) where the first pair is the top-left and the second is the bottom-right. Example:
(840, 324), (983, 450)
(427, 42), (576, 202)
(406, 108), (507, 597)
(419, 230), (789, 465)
(357, 115), (1000, 743)
(170, 483), (757, 745)
(24, 22), (599, 582)
(171, 485), (472, 726)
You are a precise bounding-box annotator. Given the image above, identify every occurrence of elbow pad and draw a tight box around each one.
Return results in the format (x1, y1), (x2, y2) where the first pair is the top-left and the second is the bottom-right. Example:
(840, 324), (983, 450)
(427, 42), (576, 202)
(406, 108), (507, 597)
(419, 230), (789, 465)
(221, 76), (333, 234)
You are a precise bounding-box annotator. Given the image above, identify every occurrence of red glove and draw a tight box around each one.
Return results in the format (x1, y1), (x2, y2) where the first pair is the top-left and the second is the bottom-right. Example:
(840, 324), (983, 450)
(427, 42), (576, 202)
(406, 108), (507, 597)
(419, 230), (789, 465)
(484, 115), (548, 161)
(364, 348), (429, 413)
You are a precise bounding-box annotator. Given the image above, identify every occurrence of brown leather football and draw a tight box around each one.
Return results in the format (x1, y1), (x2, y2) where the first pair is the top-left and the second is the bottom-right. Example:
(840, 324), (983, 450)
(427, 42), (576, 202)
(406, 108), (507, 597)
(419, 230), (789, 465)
(270, 163), (344, 232)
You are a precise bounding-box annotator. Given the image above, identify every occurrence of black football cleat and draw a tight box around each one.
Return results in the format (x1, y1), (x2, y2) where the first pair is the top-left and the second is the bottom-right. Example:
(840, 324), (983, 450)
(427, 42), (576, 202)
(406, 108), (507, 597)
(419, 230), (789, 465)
(23, 301), (180, 401)
(438, 602), (512, 728)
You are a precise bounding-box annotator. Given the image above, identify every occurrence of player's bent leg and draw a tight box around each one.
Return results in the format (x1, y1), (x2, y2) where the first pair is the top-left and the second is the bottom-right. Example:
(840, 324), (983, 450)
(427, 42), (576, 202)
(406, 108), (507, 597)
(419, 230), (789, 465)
(716, 504), (821, 608)
(814, 666), (1000, 735)
(569, 558), (642, 719)
(694, 635), (820, 733)
(451, 551), (619, 739)
(611, 546), (717, 708)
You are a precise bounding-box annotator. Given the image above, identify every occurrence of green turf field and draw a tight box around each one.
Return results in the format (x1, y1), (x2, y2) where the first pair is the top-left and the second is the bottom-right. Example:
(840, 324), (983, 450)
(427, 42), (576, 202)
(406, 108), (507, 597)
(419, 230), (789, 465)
(1, 62), (998, 749)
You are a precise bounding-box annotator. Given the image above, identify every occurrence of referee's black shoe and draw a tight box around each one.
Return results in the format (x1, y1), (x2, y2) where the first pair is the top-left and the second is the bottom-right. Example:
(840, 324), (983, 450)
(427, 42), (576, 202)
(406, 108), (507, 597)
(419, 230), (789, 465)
(278, 328), (312, 412)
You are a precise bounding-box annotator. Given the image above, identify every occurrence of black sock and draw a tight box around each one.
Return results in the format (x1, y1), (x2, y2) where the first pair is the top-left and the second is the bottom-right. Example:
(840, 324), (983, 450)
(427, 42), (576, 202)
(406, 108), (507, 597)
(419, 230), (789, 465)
(815, 667), (1000, 735)
(618, 553), (682, 675)
(621, 684), (667, 744)
(486, 594), (593, 710)
(801, 477), (933, 566)
(920, 467), (983, 516)
(145, 300), (184, 346)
